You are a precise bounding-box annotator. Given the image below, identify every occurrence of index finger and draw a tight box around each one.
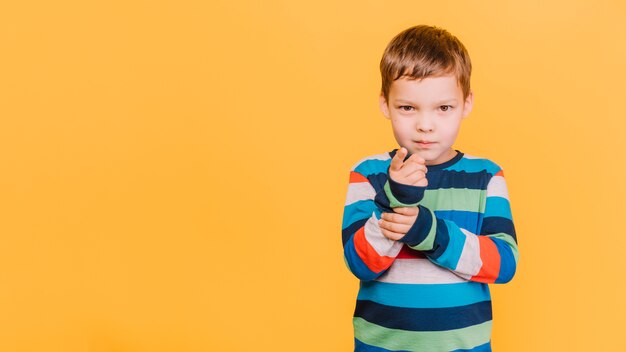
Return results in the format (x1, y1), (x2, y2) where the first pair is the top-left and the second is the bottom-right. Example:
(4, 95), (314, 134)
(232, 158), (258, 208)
(390, 147), (407, 171)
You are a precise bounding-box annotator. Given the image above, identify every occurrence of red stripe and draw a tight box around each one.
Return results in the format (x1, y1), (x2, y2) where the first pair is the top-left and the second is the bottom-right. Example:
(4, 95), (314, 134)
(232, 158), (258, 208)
(471, 236), (501, 283)
(353, 226), (395, 273)
(350, 171), (369, 183)
(495, 170), (504, 177)
(397, 244), (427, 259)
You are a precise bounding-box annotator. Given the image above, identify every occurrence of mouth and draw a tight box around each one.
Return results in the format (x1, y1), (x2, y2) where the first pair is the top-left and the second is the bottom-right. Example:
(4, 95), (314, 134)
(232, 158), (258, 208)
(415, 140), (436, 147)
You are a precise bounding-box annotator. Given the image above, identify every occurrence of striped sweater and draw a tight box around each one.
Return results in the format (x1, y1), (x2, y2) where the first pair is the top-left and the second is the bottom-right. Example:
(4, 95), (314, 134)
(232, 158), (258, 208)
(341, 148), (519, 352)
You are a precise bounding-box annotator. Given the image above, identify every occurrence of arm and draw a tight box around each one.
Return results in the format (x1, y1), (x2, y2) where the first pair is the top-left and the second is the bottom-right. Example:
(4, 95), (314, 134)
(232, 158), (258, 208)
(397, 170), (519, 283)
(375, 171), (427, 211)
(374, 148), (428, 211)
(342, 170), (403, 281)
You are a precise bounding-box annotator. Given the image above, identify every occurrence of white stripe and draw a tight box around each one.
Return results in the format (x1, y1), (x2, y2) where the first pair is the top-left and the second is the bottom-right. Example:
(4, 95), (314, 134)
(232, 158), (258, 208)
(487, 175), (509, 200)
(454, 228), (483, 278)
(364, 214), (403, 257)
(376, 258), (468, 284)
(462, 153), (482, 159)
(350, 152), (391, 171)
(345, 182), (375, 206)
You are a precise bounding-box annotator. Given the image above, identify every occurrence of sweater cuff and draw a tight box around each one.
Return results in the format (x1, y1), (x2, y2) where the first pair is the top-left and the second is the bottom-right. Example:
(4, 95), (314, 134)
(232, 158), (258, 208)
(399, 205), (437, 251)
(384, 172), (426, 208)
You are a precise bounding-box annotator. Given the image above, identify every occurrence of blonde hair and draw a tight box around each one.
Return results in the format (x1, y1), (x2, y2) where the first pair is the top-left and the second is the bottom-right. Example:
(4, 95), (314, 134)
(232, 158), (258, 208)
(380, 25), (472, 102)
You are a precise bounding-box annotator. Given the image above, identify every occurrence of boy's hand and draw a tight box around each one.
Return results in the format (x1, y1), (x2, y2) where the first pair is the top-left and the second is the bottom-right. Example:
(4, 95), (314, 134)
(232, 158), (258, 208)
(378, 207), (419, 241)
(390, 147), (428, 187)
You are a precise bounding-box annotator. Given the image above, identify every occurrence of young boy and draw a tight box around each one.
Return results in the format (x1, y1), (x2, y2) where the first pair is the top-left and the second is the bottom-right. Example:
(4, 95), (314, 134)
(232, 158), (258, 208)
(341, 25), (519, 351)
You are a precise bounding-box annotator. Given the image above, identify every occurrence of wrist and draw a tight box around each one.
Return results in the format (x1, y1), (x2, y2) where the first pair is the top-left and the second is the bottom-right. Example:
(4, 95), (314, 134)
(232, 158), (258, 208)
(385, 171), (426, 207)
(398, 205), (436, 251)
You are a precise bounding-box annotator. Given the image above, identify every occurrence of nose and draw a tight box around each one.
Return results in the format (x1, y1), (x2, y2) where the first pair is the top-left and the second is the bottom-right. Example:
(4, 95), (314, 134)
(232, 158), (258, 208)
(415, 114), (434, 132)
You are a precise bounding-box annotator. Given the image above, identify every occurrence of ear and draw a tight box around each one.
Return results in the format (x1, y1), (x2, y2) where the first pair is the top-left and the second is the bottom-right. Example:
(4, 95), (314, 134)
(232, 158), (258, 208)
(462, 91), (474, 119)
(379, 92), (391, 119)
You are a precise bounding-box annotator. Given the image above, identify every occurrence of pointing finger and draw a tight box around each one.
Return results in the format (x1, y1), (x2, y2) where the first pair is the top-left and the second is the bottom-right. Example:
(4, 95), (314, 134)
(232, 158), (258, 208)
(390, 147), (407, 171)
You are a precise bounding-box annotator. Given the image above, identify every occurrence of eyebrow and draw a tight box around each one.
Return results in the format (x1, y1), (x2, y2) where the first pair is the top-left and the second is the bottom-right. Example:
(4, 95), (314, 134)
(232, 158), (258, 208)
(395, 98), (459, 105)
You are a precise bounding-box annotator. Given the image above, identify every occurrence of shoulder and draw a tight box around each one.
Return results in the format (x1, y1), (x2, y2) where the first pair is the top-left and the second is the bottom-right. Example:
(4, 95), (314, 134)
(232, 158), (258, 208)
(349, 151), (392, 177)
(454, 152), (505, 177)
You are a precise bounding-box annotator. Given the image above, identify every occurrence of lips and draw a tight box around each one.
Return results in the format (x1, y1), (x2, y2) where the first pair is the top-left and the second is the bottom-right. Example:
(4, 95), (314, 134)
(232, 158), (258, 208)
(415, 140), (435, 148)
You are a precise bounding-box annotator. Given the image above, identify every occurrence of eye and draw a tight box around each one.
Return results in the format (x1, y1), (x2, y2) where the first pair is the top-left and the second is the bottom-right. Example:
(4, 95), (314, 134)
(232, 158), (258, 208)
(440, 105), (452, 112)
(398, 105), (414, 112)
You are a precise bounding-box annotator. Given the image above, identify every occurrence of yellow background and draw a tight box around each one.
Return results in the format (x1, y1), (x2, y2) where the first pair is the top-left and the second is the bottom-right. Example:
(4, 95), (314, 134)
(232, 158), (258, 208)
(1, 0), (625, 351)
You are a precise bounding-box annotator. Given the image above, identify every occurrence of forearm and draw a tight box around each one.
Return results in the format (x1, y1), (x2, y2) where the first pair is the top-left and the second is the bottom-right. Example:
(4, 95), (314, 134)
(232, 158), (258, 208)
(343, 212), (404, 281)
(398, 204), (519, 284)
(375, 172), (427, 211)
(342, 171), (404, 281)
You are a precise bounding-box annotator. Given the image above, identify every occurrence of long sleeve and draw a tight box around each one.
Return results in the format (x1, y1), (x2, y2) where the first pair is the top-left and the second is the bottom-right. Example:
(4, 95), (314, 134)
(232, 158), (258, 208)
(342, 170), (403, 281)
(398, 169), (519, 284)
(374, 172), (427, 211)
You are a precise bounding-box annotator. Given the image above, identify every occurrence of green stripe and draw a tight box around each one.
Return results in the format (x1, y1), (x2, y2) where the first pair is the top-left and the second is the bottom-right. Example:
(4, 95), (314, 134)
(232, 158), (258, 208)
(421, 188), (487, 213)
(353, 317), (492, 352)
(488, 232), (519, 263)
(408, 207), (437, 251)
(384, 180), (420, 208)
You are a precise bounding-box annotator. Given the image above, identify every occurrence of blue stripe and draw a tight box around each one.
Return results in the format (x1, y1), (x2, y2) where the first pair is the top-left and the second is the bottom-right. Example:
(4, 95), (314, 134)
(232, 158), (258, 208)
(447, 158), (501, 174)
(452, 341), (492, 351)
(367, 173), (388, 193)
(484, 197), (512, 219)
(354, 159), (390, 177)
(370, 168), (495, 193)
(354, 338), (410, 352)
(431, 220), (466, 270)
(342, 218), (368, 245)
(343, 200), (377, 230)
(344, 237), (378, 281)
(493, 237), (517, 283)
(369, 170), (495, 201)
(480, 217), (516, 241)
(354, 299), (492, 331)
(435, 210), (482, 234)
(357, 281), (491, 308)
(425, 169), (491, 190)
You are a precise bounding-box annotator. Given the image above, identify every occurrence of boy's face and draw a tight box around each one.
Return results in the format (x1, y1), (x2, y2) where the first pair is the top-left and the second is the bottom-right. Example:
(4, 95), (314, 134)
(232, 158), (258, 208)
(379, 74), (474, 166)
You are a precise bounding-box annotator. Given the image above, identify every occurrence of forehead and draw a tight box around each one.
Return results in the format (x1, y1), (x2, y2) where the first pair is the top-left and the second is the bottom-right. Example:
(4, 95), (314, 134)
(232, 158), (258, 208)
(389, 75), (462, 103)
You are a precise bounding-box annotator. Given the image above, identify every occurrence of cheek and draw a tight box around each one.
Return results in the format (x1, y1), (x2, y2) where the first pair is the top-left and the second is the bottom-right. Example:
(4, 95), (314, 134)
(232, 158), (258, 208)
(391, 121), (413, 138)
(391, 117), (412, 128)
(443, 122), (462, 138)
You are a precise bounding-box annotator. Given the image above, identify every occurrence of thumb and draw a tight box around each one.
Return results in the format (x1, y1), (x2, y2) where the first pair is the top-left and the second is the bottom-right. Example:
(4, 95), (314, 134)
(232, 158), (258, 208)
(390, 147), (407, 171)
(394, 206), (419, 216)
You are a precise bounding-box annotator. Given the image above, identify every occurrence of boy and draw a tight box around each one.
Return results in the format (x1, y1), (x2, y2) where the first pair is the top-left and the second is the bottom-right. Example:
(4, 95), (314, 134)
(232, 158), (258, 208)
(341, 25), (519, 351)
